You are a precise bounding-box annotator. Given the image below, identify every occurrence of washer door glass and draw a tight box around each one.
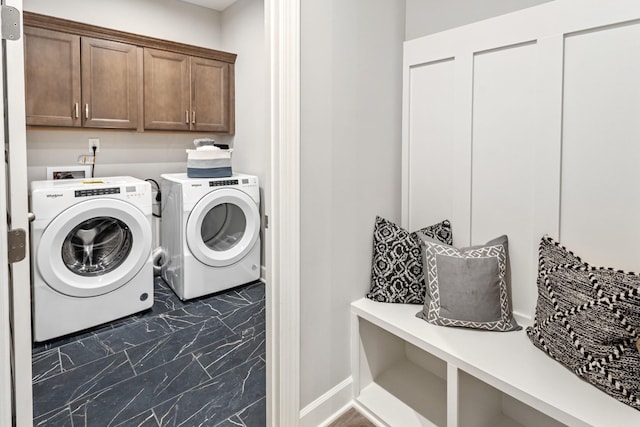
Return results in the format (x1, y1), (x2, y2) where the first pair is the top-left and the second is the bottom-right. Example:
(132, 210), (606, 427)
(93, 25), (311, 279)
(37, 198), (152, 298)
(61, 217), (133, 276)
(186, 188), (259, 267)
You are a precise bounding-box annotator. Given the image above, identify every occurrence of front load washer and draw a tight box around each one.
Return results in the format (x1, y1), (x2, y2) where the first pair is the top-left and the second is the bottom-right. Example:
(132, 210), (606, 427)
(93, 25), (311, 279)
(160, 173), (260, 300)
(30, 176), (154, 342)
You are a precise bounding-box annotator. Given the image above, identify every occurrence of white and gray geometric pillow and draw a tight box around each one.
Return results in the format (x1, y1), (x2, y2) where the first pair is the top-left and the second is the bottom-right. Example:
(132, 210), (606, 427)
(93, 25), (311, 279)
(415, 234), (521, 332)
(366, 216), (452, 304)
(527, 236), (640, 411)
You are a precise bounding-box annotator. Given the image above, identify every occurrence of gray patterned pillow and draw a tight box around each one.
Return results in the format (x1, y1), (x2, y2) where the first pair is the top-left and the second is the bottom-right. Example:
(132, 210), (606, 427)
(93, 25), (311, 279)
(366, 217), (452, 304)
(527, 236), (640, 411)
(416, 234), (521, 332)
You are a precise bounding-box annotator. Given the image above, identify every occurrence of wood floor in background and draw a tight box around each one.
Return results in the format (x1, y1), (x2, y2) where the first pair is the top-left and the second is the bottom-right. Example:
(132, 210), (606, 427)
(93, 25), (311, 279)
(329, 408), (376, 427)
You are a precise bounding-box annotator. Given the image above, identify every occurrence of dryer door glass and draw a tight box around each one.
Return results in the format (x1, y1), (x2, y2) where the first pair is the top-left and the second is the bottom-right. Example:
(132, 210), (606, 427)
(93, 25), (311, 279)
(186, 187), (260, 267)
(201, 203), (246, 251)
(61, 216), (133, 276)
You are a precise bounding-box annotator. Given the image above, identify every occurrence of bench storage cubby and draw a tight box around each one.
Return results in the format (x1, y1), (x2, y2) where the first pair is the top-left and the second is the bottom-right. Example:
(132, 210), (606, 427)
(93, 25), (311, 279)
(351, 298), (640, 426)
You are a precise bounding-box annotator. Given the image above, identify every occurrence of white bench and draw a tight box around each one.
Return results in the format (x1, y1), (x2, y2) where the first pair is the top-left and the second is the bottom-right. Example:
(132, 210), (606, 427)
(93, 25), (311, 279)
(351, 298), (640, 427)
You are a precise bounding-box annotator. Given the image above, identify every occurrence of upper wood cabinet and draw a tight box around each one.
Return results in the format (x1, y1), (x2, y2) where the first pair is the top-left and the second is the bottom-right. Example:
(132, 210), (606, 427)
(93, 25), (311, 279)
(144, 48), (234, 133)
(143, 49), (190, 131)
(24, 27), (139, 129)
(24, 26), (81, 127)
(191, 56), (234, 133)
(23, 12), (236, 134)
(81, 37), (139, 129)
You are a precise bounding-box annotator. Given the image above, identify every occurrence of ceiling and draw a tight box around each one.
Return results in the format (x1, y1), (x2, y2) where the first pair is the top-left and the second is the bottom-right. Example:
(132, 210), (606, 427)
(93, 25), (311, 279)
(178, 0), (237, 11)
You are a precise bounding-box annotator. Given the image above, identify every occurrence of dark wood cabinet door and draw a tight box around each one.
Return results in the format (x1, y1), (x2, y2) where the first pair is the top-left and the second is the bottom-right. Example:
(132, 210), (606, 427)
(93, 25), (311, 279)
(24, 26), (81, 127)
(143, 48), (190, 131)
(81, 37), (138, 129)
(191, 57), (234, 133)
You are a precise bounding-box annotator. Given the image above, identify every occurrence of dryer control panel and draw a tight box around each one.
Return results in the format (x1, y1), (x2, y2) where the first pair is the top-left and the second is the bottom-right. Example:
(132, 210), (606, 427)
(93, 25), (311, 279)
(209, 179), (238, 187)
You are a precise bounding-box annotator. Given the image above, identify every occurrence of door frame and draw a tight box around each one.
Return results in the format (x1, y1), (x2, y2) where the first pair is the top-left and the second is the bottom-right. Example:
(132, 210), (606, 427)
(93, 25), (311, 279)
(266, 0), (301, 425)
(0, 17), (13, 423)
(4, 0), (33, 425)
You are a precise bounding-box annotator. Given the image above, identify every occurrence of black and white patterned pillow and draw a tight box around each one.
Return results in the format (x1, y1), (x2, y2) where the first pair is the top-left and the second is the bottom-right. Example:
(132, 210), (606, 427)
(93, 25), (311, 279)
(366, 216), (452, 304)
(527, 236), (640, 411)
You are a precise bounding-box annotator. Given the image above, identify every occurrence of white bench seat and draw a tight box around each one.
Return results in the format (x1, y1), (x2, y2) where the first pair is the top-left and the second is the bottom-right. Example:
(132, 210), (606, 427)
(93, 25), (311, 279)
(351, 298), (640, 427)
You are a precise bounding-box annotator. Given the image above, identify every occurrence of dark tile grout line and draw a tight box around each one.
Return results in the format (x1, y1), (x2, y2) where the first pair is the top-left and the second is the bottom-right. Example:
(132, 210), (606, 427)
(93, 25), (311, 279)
(123, 347), (138, 377)
(195, 355), (214, 382)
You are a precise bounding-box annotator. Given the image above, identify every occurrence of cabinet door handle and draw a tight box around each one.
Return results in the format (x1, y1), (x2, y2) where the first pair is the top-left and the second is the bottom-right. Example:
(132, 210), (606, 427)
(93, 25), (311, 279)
(85, 104), (89, 119)
(74, 103), (79, 119)
(186, 111), (189, 124)
(192, 111), (196, 124)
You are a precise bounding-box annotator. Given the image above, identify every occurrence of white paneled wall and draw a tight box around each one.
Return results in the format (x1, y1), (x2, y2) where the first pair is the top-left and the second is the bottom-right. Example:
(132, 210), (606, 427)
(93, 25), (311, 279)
(403, 0), (640, 321)
(471, 42), (538, 319)
(560, 22), (640, 272)
(407, 59), (455, 229)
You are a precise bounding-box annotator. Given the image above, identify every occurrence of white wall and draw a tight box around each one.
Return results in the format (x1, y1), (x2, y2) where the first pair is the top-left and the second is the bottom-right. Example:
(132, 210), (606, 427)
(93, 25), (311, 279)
(405, 0), (554, 40)
(220, 0), (267, 265)
(300, 0), (405, 412)
(23, 0), (222, 47)
(221, 0), (266, 185)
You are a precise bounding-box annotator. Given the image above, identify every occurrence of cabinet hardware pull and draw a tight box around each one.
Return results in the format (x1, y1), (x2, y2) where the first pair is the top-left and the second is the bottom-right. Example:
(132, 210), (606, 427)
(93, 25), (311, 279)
(186, 111), (189, 124)
(192, 111), (196, 124)
(74, 103), (79, 119)
(85, 104), (89, 119)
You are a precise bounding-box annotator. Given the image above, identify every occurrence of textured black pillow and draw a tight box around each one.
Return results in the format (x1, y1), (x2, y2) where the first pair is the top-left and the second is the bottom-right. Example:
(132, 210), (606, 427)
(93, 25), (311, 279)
(366, 216), (452, 304)
(527, 236), (640, 411)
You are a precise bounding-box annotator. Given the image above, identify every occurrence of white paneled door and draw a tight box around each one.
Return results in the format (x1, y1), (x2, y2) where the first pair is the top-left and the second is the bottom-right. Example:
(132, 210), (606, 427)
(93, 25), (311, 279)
(1, 0), (33, 425)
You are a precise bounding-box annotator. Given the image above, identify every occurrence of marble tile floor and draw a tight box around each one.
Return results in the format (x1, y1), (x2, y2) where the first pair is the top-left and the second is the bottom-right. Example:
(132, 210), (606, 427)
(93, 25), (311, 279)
(31, 277), (266, 427)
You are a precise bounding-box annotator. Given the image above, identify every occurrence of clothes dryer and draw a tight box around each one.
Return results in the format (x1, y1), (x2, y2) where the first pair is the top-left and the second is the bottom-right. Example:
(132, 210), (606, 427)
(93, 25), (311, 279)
(160, 173), (260, 300)
(30, 177), (153, 342)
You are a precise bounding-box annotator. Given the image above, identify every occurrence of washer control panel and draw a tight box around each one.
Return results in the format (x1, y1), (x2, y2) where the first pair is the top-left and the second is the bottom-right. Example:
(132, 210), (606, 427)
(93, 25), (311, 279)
(75, 187), (120, 198)
(125, 185), (147, 199)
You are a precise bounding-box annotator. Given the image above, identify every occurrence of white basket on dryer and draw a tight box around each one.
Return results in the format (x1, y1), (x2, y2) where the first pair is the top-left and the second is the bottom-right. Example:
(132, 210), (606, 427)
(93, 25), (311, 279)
(186, 138), (232, 178)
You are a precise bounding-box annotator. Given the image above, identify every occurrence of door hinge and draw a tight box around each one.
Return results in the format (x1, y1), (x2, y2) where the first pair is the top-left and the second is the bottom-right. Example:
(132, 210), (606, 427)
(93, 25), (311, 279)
(7, 228), (26, 263)
(1, 5), (20, 41)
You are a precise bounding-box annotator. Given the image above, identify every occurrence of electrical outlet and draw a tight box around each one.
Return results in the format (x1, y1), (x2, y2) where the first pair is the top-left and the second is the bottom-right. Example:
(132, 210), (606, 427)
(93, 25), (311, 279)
(89, 138), (100, 152)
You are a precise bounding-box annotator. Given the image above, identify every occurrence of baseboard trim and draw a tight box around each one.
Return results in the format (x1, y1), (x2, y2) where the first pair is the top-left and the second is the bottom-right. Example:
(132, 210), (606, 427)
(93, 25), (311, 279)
(317, 402), (353, 427)
(299, 376), (353, 427)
